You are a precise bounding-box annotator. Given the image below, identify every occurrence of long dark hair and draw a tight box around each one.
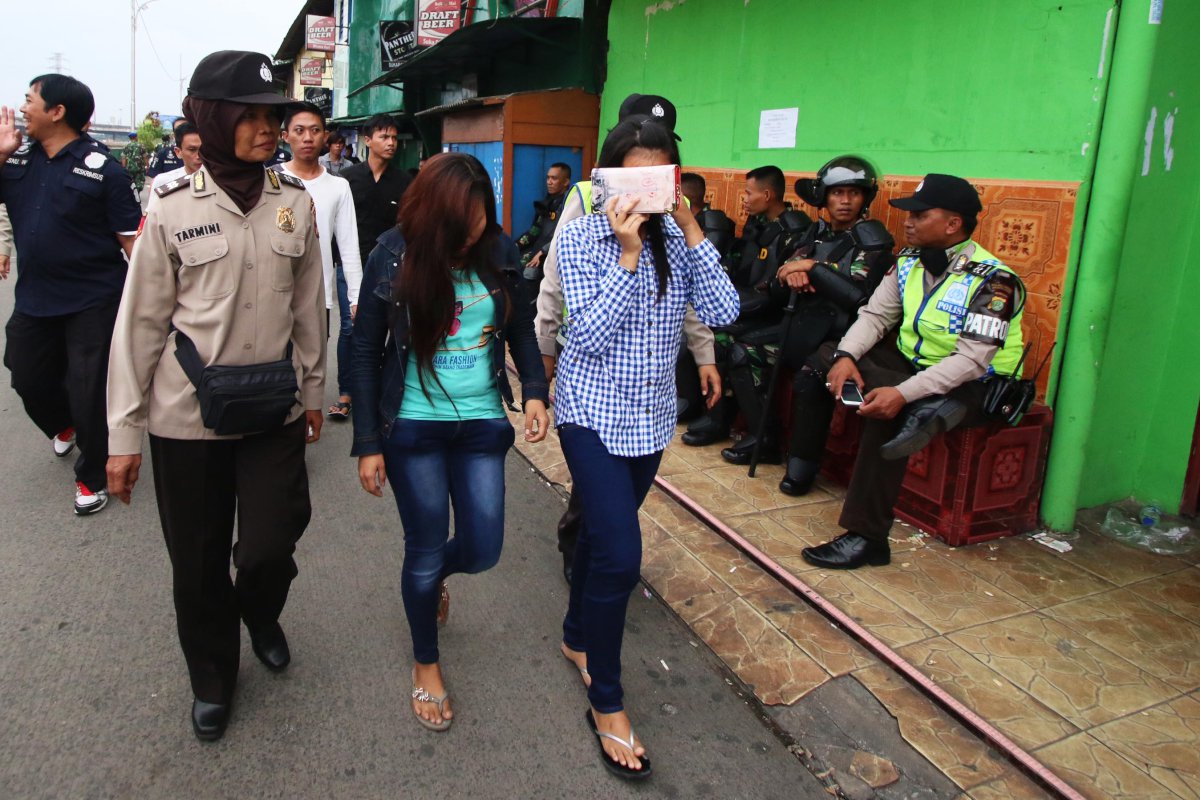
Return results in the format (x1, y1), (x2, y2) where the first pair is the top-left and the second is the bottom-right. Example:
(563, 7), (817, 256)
(395, 152), (506, 396)
(596, 115), (682, 299)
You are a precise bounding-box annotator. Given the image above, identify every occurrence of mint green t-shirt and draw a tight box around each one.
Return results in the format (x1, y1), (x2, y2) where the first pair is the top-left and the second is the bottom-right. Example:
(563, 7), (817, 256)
(398, 271), (503, 421)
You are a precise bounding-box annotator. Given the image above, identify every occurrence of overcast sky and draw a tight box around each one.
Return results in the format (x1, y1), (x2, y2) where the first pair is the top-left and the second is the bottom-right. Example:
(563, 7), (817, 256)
(2, 0), (303, 127)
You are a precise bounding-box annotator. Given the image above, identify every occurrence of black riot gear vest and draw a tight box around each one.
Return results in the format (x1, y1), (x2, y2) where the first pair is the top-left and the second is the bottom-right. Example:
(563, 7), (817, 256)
(696, 208), (735, 259)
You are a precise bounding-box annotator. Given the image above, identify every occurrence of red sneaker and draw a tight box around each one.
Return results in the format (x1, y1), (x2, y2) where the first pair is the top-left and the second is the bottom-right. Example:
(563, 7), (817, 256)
(74, 481), (109, 516)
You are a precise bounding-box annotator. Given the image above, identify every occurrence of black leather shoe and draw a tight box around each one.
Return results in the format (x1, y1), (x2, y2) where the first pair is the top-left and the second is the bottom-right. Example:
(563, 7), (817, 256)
(249, 622), (291, 672)
(720, 436), (781, 465)
(562, 550), (574, 586)
(801, 533), (890, 569)
(879, 396), (968, 461)
(192, 698), (230, 741)
(779, 458), (821, 496)
(681, 426), (727, 447)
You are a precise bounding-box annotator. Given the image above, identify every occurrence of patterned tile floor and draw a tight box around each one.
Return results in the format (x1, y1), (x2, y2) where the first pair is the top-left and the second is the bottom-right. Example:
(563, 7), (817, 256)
(504, 401), (1200, 799)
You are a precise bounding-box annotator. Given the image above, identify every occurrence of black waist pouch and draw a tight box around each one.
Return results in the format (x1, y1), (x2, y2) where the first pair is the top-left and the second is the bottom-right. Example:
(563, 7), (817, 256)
(174, 331), (299, 436)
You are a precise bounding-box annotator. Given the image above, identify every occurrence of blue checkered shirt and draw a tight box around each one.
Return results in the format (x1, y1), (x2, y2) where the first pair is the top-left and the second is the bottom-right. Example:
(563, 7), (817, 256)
(554, 213), (739, 457)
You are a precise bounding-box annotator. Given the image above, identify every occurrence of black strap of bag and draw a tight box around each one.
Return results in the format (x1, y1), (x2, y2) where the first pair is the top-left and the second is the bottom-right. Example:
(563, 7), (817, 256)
(983, 342), (1055, 425)
(174, 331), (299, 436)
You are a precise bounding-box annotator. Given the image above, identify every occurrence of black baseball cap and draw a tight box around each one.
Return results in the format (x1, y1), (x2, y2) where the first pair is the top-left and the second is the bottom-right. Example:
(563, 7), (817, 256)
(889, 173), (982, 218)
(618, 93), (681, 141)
(188, 50), (292, 105)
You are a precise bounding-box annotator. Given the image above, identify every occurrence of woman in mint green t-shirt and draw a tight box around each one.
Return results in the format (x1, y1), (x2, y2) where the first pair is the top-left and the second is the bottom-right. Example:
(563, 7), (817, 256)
(350, 153), (550, 732)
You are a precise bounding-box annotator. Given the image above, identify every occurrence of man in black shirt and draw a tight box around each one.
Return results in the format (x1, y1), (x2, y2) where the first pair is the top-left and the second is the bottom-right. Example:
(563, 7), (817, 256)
(342, 114), (411, 264)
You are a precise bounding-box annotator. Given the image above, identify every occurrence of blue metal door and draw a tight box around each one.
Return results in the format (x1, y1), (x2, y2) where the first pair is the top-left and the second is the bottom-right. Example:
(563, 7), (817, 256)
(510, 145), (584, 238)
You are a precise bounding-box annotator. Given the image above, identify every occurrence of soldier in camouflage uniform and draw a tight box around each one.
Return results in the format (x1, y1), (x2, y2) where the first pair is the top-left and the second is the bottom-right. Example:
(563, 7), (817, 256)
(122, 132), (147, 192)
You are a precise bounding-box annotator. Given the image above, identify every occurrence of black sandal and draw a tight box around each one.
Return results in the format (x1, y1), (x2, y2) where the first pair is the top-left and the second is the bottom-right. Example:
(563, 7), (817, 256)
(586, 709), (652, 780)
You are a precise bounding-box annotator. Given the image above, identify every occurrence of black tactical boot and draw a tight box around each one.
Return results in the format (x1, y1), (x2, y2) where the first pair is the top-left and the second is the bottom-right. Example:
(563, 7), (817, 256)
(779, 458), (821, 496)
(879, 396), (967, 460)
(720, 435), (781, 465)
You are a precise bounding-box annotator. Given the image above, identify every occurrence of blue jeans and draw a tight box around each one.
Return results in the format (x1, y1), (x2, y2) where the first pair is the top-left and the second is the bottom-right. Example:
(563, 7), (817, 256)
(383, 417), (515, 664)
(335, 263), (353, 398)
(559, 425), (662, 713)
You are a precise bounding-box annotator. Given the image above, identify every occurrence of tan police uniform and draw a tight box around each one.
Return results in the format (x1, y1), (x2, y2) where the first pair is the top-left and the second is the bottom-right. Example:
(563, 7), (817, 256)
(106, 164), (326, 704)
(109, 166), (325, 447)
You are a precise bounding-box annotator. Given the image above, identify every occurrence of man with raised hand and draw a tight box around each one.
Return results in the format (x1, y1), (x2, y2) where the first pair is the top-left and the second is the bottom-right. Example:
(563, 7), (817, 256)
(0, 74), (140, 516)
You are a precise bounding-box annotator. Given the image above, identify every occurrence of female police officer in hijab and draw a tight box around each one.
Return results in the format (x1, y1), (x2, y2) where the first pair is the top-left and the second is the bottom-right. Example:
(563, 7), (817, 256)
(106, 51), (326, 741)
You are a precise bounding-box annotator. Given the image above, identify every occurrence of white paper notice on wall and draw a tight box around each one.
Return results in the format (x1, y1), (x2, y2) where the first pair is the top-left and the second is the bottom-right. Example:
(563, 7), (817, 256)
(758, 108), (798, 149)
(1149, 0), (1163, 24)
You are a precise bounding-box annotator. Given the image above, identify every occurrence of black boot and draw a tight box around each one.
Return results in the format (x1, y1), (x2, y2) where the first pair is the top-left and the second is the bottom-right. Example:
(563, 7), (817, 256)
(721, 435), (781, 465)
(249, 622), (291, 672)
(681, 398), (731, 446)
(191, 698), (231, 741)
(879, 396), (967, 460)
(779, 457), (820, 496)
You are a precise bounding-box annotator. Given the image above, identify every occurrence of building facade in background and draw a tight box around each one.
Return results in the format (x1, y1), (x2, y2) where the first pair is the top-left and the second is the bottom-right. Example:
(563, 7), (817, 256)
(322, 0), (1197, 527)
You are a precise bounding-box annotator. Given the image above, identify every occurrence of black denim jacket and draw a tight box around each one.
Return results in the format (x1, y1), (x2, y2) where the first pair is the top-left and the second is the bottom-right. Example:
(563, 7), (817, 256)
(349, 227), (550, 457)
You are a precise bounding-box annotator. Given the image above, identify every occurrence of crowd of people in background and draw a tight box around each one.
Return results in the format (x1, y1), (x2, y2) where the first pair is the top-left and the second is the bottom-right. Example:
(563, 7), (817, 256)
(0, 51), (1026, 782)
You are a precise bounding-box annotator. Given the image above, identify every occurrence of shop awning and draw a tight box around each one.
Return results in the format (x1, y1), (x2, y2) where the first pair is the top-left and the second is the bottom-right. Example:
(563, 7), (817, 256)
(348, 16), (581, 98)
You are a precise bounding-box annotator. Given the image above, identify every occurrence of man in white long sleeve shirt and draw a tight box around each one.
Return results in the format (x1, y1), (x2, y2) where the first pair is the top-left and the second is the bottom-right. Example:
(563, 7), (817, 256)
(276, 102), (362, 420)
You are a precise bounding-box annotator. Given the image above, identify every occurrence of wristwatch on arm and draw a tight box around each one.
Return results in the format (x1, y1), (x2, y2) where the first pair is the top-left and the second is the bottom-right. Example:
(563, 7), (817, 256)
(831, 349), (857, 365)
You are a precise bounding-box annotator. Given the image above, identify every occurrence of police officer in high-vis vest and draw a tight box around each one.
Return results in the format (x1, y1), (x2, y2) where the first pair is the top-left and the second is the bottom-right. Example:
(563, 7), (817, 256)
(801, 174), (1025, 570)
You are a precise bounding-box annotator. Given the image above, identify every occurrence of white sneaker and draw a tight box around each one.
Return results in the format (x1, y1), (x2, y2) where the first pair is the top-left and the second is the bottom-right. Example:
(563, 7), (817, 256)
(54, 427), (76, 458)
(74, 482), (109, 516)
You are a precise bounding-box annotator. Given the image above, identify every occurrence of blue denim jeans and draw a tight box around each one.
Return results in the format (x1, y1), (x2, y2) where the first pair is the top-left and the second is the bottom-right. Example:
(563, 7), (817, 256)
(383, 417), (515, 664)
(335, 263), (354, 398)
(559, 424), (662, 713)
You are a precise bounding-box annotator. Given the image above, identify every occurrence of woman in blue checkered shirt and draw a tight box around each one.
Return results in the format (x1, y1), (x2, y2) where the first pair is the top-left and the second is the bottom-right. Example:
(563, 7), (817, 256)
(554, 116), (738, 779)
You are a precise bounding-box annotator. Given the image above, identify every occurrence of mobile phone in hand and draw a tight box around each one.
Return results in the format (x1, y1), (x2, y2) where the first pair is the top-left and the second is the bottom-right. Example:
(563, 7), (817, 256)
(840, 381), (864, 406)
(591, 165), (681, 214)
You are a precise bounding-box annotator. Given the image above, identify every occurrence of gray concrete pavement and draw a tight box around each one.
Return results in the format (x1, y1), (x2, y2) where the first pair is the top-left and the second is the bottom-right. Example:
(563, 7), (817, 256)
(0, 289), (825, 798)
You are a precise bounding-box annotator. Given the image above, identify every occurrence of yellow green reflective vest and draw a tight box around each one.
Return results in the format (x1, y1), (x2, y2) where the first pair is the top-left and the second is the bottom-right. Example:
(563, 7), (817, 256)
(895, 241), (1025, 377)
(568, 180), (594, 214)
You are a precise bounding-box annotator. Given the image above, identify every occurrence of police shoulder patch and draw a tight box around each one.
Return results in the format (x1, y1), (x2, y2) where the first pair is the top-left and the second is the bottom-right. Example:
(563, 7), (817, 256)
(155, 178), (189, 198)
(277, 171), (305, 190)
(966, 260), (998, 278)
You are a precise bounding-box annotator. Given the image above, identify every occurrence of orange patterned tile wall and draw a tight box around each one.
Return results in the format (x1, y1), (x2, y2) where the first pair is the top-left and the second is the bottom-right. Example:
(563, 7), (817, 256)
(687, 168), (1078, 399)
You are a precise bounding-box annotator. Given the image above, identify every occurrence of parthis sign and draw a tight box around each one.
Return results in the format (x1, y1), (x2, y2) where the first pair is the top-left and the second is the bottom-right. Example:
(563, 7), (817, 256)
(416, 0), (463, 47)
(305, 15), (336, 52)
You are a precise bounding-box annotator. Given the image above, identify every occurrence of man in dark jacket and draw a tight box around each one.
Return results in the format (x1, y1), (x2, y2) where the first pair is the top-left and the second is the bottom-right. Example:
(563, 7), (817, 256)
(515, 161), (571, 281)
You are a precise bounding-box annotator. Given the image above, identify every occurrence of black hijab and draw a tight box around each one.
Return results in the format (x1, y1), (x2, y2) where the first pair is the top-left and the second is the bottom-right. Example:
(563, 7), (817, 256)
(183, 96), (276, 214)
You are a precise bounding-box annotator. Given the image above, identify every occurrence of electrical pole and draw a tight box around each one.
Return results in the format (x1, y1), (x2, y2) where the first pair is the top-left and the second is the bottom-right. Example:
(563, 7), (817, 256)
(130, 0), (137, 130)
(130, 0), (161, 130)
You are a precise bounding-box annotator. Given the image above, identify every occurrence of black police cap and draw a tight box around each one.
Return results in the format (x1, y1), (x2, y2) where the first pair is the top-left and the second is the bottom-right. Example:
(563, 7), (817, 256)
(889, 173), (982, 218)
(188, 50), (293, 105)
(618, 93), (682, 141)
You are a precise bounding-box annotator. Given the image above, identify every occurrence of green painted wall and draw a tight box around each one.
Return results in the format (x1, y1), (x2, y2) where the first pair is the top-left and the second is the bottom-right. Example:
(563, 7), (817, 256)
(604, 0), (1115, 181)
(348, 0), (409, 119)
(606, 0), (1200, 520)
(1080, 2), (1200, 512)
